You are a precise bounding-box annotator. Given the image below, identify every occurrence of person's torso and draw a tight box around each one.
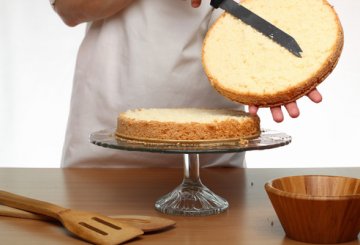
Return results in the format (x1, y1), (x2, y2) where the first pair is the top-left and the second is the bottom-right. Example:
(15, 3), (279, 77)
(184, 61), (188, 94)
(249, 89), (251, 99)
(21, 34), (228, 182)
(62, 0), (245, 168)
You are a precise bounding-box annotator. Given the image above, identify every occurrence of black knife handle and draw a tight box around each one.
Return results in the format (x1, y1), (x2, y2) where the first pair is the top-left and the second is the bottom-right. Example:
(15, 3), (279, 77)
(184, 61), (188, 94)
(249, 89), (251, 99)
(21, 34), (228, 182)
(210, 0), (224, 8)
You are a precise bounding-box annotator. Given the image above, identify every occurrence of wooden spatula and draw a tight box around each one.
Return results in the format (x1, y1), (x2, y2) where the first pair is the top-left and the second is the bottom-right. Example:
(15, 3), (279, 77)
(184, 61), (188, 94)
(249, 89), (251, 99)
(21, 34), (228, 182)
(110, 215), (175, 233)
(0, 190), (143, 245)
(0, 205), (176, 233)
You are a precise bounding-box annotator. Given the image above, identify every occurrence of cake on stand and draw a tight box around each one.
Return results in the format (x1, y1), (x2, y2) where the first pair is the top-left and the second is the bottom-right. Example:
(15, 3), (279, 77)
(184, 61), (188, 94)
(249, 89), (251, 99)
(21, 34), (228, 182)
(90, 129), (291, 216)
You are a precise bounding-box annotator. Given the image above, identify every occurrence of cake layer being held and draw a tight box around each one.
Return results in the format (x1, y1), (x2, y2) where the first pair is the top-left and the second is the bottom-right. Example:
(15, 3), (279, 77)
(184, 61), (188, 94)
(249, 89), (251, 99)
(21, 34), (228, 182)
(202, 0), (343, 107)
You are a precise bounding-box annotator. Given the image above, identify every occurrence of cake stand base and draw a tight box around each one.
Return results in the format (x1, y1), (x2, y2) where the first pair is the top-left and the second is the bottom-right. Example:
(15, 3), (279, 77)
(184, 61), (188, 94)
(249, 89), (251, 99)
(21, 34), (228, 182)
(154, 154), (228, 216)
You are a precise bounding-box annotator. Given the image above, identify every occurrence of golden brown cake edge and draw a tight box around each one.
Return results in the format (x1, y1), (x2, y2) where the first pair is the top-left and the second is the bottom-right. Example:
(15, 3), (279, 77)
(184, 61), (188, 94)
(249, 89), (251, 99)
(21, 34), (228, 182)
(116, 111), (261, 142)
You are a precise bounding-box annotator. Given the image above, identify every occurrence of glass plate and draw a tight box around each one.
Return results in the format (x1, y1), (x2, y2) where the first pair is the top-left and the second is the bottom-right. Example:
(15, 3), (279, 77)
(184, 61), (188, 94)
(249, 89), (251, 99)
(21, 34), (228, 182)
(90, 128), (291, 154)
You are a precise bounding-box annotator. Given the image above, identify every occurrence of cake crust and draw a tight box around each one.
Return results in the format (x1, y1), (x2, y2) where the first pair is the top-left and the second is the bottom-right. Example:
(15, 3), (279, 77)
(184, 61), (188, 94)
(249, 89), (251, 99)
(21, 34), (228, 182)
(202, 0), (344, 107)
(116, 109), (261, 142)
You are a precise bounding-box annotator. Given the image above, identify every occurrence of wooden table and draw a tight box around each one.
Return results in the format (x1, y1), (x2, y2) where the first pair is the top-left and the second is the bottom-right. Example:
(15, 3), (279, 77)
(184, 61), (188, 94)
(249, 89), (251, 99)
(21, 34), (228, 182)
(0, 167), (359, 244)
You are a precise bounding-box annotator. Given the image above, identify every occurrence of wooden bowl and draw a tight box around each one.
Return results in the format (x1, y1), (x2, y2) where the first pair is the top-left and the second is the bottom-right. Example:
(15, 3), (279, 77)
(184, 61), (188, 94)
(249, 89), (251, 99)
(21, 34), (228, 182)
(265, 175), (360, 244)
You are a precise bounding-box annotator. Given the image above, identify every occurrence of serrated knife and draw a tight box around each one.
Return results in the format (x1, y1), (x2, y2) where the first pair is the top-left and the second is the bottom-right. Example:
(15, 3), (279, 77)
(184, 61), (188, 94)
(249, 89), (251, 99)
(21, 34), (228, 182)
(210, 0), (303, 58)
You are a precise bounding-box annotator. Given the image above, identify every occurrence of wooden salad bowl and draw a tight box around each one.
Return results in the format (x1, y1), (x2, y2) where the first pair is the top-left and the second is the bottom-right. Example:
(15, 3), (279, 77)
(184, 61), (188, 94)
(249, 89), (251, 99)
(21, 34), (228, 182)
(265, 175), (360, 244)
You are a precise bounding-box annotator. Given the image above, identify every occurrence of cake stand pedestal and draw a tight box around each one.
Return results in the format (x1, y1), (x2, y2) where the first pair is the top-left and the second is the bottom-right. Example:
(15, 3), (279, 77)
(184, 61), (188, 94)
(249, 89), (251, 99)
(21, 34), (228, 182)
(155, 153), (228, 216)
(90, 129), (291, 216)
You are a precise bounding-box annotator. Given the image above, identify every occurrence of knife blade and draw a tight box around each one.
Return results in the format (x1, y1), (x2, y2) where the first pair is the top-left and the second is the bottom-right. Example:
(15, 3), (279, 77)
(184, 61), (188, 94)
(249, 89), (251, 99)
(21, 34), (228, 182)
(210, 0), (302, 58)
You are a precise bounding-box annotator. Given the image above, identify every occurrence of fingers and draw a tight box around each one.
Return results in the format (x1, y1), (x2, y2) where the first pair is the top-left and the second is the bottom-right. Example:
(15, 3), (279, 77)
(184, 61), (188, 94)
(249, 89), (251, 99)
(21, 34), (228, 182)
(270, 107), (284, 123)
(270, 101), (300, 122)
(249, 104), (285, 123)
(191, 0), (201, 8)
(250, 104), (294, 122)
(248, 105), (258, 116)
(284, 101), (300, 118)
(249, 89), (321, 123)
(307, 88), (322, 103)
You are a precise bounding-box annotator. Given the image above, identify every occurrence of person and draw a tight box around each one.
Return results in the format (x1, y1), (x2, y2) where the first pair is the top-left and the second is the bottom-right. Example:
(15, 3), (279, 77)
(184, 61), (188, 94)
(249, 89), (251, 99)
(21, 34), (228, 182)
(51, 0), (322, 168)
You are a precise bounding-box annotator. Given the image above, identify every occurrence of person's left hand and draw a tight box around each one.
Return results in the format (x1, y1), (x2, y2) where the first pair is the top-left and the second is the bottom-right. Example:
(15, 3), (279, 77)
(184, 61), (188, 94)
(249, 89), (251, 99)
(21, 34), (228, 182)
(191, 0), (202, 8)
(248, 89), (323, 123)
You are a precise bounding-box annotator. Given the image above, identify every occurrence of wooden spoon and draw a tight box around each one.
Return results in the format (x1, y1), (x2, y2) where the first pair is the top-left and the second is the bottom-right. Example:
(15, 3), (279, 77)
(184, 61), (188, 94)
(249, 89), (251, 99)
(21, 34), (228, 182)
(0, 205), (175, 233)
(0, 190), (143, 245)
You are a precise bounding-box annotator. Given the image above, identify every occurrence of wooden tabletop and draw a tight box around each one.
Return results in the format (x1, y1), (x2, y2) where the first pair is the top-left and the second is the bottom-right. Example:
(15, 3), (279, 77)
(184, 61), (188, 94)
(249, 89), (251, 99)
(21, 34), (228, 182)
(0, 167), (359, 244)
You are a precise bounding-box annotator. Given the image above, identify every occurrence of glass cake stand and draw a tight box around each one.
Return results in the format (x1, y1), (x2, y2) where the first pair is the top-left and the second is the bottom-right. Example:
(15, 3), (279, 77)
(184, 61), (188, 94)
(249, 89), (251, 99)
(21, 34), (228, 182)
(90, 129), (291, 216)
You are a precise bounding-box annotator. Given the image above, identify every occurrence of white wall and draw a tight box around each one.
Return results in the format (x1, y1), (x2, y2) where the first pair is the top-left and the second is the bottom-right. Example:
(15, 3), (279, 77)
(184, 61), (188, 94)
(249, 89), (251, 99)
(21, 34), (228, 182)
(0, 0), (359, 168)
(0, 1), (84, 167)
(246, 0), (360, 168)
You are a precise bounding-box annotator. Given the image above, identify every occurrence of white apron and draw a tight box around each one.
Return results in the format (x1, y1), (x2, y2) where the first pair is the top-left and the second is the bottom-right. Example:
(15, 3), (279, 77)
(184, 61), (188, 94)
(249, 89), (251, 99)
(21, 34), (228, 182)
(61, 0), (245, 168)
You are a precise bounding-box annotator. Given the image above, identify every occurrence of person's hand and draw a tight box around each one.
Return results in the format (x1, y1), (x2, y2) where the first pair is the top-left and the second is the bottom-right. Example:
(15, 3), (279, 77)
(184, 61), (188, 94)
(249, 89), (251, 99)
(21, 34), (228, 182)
(248, 89), (323, 123)
(191, 0), (202, 8)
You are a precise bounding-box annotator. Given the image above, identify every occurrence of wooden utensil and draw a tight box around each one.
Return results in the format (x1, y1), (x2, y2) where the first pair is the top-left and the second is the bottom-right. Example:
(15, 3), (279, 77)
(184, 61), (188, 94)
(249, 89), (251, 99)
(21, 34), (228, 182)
(0, 205), (175, 233)
(110, 215), (175, 233)
(0, 190), (143, 245)
(265, 175), (360, 244)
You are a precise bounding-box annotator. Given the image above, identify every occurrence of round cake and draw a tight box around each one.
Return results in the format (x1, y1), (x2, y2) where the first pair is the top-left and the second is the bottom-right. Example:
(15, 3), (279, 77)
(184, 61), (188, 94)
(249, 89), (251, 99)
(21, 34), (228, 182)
(202, 0), (344, 107)
(116, 108), (261, 142)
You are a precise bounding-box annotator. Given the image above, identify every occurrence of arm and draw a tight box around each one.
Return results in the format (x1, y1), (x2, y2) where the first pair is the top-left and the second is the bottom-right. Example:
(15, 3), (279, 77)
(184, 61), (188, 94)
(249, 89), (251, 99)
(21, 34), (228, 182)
(53, 0), (134, 27)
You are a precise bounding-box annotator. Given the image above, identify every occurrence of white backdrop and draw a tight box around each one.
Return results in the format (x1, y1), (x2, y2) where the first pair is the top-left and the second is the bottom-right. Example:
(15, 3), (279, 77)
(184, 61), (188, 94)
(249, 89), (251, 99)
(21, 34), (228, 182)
(0, 0), (359, 168)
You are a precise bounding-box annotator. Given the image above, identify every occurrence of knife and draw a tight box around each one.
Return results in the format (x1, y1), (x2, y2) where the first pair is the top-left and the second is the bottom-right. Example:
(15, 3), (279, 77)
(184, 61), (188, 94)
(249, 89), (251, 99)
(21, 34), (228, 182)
(210, 0), (303, 58)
